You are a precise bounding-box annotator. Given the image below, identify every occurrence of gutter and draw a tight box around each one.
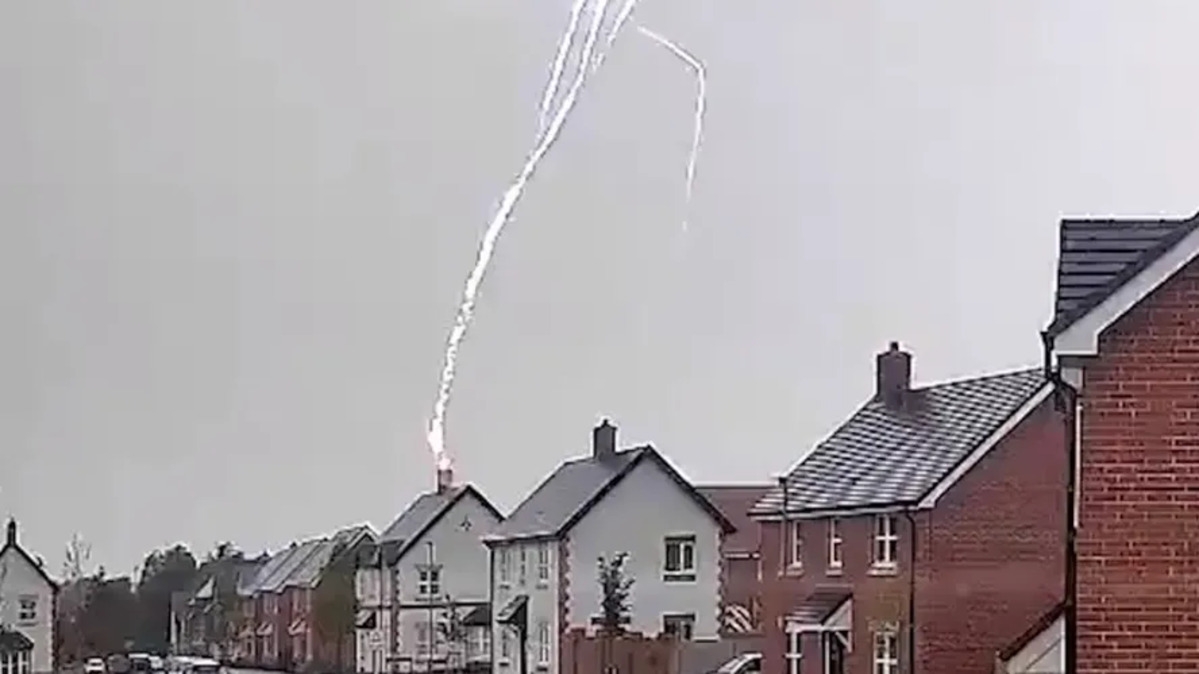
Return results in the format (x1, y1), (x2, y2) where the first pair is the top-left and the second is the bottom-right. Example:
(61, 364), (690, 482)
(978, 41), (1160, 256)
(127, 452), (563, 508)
(1041, 330), (1077, 674)
(902, 509), (917, 674)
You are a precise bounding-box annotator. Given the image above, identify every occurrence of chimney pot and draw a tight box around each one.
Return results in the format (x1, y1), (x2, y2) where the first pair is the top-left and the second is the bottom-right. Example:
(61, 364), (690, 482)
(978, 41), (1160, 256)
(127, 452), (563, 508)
(876, 341), (912, 409)
(436, 466), (454, 494)
(593, 419), (617, 462)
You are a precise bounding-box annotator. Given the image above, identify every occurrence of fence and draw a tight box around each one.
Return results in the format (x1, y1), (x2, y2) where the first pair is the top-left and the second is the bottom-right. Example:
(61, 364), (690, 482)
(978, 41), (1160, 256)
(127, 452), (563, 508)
(560, 629), (764, 674)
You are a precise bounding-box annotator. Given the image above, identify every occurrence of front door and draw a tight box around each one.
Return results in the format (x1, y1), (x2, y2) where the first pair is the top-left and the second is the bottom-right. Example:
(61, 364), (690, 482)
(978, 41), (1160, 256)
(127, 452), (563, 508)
(822, 632), (847, 674)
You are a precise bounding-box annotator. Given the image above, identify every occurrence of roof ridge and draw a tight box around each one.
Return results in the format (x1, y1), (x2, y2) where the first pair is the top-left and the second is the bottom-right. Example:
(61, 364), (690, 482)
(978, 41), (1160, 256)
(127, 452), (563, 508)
(910, 366), (1041, 392)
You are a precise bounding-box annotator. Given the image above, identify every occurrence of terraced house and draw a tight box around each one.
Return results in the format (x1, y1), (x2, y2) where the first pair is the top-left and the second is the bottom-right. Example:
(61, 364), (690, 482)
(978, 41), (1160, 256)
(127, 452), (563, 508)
(750, 344), (1066, 674)
(354, 466), (502, 674)
(484, 420), (734, 674)
(1028, 212), (1199, 673)
(233, 525), (375, 671)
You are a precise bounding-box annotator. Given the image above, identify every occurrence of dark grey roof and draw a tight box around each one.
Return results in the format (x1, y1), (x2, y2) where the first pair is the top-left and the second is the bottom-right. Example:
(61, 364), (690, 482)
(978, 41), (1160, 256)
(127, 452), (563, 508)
(375, 485), (504, 563)
(750, 368), (1048, 516)
(0, 629), (32, 653)
(487, 446), (734, 541)
(1047, 214), (1199, 336)
(254, 540), (324, 593)
(286, 525), (375, 588)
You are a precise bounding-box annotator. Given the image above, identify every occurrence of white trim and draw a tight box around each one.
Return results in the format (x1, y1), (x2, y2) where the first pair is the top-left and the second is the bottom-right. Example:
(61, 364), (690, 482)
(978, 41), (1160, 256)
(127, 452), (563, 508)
(825, 599), (851, 632)
(1000, 615), (1064, 673)
(1054, 223), (1199, 356)
(917, 383), (1053, 509)
(754, 504), (907, 522)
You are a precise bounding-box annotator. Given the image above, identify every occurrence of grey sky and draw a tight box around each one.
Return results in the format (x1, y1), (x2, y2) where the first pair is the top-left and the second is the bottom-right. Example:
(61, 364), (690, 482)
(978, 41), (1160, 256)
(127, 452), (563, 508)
(3, 1), (1198, 574)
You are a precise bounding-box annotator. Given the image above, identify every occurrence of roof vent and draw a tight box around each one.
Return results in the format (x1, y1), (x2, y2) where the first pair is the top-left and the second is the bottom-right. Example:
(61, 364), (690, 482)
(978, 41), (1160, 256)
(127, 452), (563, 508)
(876, 341), (912, 409)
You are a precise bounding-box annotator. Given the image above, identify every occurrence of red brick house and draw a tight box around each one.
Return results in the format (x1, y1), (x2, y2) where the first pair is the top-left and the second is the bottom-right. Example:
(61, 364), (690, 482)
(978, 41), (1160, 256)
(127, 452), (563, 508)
(1041, 212), (1199, 673)
(698, 485), (772, 636)
(748, 343), (1066, 674)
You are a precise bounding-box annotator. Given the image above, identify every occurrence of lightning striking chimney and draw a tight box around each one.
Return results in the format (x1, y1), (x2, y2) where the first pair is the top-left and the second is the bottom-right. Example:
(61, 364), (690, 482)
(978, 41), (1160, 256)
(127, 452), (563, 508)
(436, 465), (454, 494)
(593, 418), (617, 463)
(876, 341), (912, 409)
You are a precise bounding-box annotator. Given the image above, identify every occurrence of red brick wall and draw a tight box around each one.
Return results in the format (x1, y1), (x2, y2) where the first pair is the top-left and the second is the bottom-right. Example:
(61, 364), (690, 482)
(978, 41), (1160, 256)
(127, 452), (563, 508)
(758, 515), (911, 674)
(916, 399), (1066, 674)
(1076, 257), (1199, 672)
(721, 556), (762, 633)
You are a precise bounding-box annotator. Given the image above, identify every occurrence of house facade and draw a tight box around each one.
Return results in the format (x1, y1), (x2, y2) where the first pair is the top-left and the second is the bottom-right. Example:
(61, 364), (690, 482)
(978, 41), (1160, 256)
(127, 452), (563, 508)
(0, 520), (56, 674)
(1042, 212), (1199, 673)
(355, 467), (503, 674)
(749, 344), (1066, 674)
(484, 420), (734, 674)
(233, 525), (375, 671)
(697, 485), (771, 636)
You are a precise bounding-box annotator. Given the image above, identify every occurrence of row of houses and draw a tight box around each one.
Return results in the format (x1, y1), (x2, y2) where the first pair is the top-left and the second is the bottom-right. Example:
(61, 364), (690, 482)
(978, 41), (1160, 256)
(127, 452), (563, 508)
(175, 211), (1199, 674)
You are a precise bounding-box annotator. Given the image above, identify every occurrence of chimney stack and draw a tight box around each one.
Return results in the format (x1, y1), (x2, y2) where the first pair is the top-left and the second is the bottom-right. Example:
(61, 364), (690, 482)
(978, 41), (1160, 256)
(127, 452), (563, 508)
(876, 341), (912, 409)
(436, 465), (454, 494)
(6, 518), (16, 547)
(593, 419), (617, 462)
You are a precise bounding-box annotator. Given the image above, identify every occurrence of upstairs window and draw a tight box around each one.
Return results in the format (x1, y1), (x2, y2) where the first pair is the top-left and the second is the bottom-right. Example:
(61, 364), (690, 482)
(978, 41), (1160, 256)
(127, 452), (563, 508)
(17, 596), (36, 623)
(537, 543), (550, 583)
(788, 521), (803, 569)
(664, 535), (697, 582)
(873, 515), (898, 568)
(498, 547), (511, 585)
(418, 566), (442, 598)
(828, 519), (843, 571)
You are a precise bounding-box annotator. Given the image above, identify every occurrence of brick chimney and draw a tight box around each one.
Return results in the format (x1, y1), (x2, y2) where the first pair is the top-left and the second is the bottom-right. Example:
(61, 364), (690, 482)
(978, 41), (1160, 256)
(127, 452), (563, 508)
(593, 419), (617, 462)
(436, 465), (454, 494)
(876, 341), (912, 409)
(5, 518), (16, 547)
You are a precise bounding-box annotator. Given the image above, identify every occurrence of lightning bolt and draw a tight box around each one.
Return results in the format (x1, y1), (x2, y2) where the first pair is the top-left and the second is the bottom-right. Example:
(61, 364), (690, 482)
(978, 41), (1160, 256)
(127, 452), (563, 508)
(636, 25), (707, 233)
(592, 0), (639, 72)
(426, 0), (615, 468)
(537, 0), (589, 138)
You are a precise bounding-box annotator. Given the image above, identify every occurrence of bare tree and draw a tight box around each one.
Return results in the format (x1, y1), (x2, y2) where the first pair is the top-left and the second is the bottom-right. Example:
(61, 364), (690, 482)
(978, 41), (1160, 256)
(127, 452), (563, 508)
(63, 533), (93, 582)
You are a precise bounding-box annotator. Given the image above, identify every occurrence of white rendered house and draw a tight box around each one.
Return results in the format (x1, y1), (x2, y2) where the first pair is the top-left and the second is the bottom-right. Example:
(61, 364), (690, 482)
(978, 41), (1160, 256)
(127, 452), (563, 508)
(0, 520), (57, 674)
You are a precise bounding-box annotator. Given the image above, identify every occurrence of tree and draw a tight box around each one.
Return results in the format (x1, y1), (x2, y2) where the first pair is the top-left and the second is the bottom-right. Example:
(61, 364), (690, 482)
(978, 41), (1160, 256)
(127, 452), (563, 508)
(596, 553), (633, 635)
(312, 547), (357, 671)
(79, 573), (139, 656)
(135, 545), (198, 653)
(438, 596), (468, 674)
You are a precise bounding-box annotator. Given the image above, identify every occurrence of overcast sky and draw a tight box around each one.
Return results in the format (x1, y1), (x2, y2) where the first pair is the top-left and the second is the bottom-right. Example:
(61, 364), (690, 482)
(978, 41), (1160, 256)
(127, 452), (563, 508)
(3, 1), (1198, 575)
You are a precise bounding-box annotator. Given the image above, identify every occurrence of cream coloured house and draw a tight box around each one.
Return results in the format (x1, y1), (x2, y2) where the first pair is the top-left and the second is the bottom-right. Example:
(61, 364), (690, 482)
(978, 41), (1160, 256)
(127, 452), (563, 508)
(0, 520), (57, 674)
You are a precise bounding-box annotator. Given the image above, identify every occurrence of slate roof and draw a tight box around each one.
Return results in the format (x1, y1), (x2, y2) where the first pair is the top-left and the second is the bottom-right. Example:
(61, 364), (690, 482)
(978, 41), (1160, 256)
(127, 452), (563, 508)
(486, 446), (735, 542)
(365, 485), (502, 566)
(750, 367), (1048, 516)
(286, 525), (374, 588)
(1047, 214), (1199, 336)
(697, 485), (772, 554)
(0, 629), (33, 653)
(246, 525), (375, 594)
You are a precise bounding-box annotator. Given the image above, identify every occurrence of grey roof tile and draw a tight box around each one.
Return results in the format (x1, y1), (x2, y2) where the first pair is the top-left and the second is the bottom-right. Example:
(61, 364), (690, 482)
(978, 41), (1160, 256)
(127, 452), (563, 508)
(487, 449), (644, 540)
(487, 445), (734, 541)
(1047, 214), (1199, 335)
(750, 368), (1048, 516)
(286, 525), (375, 588)
(381, 490), (461, 543)
(256, 540), (324, 593)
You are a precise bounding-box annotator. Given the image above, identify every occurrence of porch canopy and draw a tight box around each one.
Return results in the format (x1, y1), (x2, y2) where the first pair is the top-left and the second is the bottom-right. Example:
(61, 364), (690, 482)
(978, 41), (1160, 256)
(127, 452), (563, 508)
(785, 588), (852, 633)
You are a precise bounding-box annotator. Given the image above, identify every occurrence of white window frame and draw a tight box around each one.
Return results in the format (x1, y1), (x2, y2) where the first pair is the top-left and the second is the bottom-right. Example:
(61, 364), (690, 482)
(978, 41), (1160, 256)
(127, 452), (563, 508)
(872, 628), (898, 674)
(416, 621), (431, 657)
(828, 519), (843, 571)
(873, 515), (898, 569)
(499, 547), (511, 585)
(662, 613), (695, 641)
(663, 535), (697, 582)
(789, 520), (803, 569)
(17, 596), (36, 623)
(518, 547), (528, 587)
(537, 619), (551, 665)
(500, 628), (512, 661)
(785, 623), (803, 674)
(418, 566), (442, 598)
(536, 543), (550, 584)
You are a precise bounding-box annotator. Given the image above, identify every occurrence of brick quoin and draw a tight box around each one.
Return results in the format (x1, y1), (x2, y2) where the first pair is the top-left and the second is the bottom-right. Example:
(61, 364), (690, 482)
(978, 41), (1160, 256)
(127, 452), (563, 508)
(757, 402), (1064, 674)
(1076, 258), (1199, 673)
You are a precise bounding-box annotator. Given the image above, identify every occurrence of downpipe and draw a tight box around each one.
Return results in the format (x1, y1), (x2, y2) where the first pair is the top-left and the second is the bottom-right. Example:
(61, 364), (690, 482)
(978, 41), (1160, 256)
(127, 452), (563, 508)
(1041, 330), (1077, 674)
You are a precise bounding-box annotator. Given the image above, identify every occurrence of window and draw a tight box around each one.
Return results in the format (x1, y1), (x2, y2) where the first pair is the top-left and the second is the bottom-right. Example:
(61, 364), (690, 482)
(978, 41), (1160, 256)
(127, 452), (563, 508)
(873, 515), (898, 568)
(828, 519), (843, 571)
(519, 547), (528, 586)
(416, 622), (431, 656)
(537, 543), (550, 583)
(17, 596), (36, 623)
(499, 548), (512, 585)
(661, 613), (695, 641)
(872, 628), (898, 674)
(788, 521), (803, 568)
(500, 629), (512, 661)
(785, 625), (802, 674)
(418, 567), (442, 598)
(537, 619), (551, 665)
(663, 535), (697, 581)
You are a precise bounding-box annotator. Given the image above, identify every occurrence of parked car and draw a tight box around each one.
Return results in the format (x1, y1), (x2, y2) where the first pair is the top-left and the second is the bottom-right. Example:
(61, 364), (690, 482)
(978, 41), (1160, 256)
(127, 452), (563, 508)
(148, 656), (164, 672)
(129, 653), (153, 674)
(713, 653), (761, 674)
(84, 658), (107, 674)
